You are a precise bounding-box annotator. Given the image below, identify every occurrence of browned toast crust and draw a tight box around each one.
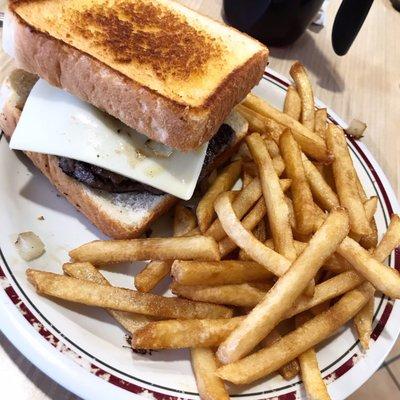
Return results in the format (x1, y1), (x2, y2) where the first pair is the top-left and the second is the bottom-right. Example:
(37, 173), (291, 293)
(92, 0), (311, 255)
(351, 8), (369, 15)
(9, 10), (267, 151)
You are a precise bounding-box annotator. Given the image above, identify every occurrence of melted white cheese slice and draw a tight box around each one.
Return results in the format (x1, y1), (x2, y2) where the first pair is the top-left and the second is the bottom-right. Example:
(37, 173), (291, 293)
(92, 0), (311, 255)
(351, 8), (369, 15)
(9, 79), (208, 200)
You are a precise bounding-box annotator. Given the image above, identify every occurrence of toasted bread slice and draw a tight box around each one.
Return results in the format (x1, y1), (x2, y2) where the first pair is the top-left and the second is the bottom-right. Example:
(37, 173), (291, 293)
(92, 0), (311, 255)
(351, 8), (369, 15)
(8, 0), (267, 151)
(0, 69), (248, 239)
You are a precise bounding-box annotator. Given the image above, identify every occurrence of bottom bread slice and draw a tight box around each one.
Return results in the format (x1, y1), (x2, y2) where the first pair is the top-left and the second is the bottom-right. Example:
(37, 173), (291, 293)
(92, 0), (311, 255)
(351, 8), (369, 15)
(0, 69), (247, 239)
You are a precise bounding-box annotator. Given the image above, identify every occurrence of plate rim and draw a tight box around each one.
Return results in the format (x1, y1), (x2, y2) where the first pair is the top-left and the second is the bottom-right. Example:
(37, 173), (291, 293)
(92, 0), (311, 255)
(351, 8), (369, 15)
(0, 67), (399, 400)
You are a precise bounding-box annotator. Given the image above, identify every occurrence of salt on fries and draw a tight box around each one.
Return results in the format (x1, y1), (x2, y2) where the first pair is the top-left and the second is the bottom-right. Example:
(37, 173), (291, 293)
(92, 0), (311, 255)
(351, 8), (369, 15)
(27, 62), (400, 400)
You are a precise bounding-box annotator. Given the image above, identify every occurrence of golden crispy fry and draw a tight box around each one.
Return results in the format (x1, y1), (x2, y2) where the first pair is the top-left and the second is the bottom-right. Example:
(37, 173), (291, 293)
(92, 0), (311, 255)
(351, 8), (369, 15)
(69, 235), (221, 266)
(283, 85), (302, 121)
(132, 317), (243, 349)
(337, 236), (400, 298)
(215, 193), (291, 275)
(242, 171), (253, 188)
(287, 271), (367, 317)
(243, 94), (331, 162)
(216, 283), (374, 384)
(206, 177), (262, 241)
(326, 124), (372, 235)
(171, 282), (271, 307)
(263, 137), (281, 158)
(191, 348), (229, 400)
(260, 328), (300, 380)
(216, 209), (349, 364)
(315, 108), (328, 139)
(174, 204), (197, 237)
(285, 197), (296, 231)
(253, 220), (268, 243)
(374, 215), (400, 262)
(240, 239), (306, 261)
(171, 260), (273, 286)
(246, 133), (297, 261)
(354, 296), (374, 351)
(301, 153), (340, 211)
(135, 260), (173, 293)
(280, 130), (316, 235)
(290, 62), (315, 130)
(349, 196), (378, 243)
(236, 103), (271, 135)
(63, 262), (151, 332)
(236, 103), (285, 142)
(197, 160), (242, 232)
(135, 205), (197, 292)
(295, 312), (331, 400)
(27, 269), (232, 319)
(243, 157), (286, 177)
(354, 214), (400, 349)
(359, 218), (379, 249)
(218, 197), (268, 257)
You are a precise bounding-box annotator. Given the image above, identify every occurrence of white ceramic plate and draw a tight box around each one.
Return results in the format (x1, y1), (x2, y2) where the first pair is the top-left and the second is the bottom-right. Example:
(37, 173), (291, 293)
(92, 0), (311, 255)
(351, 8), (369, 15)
(0, 69), (399, 400)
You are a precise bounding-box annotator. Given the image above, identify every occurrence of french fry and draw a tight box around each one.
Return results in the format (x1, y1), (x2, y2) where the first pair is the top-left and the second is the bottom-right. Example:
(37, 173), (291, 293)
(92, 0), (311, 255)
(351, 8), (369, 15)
(171, 260), (273, 286)
(132, 317), (243, 349)
(354, 297), (374, 351)
(285, 197), (296, 231)
(63, 262), (151, 332)
(295, 312), (331, 400)
(243, 158), (286, 177)
(253, 220), (267, 243)
(133, 271), (368, 350)
(246, 133), (297, 261)
(216, 283), (374, 384)
(27, 269), (233, 319)
(263, 137), (281, 158)
(215, 193), (291, 275)
(236, 103), (285, 142)
(315, 108), (328, 139)
(216, 209), (349, 364)
(206, 177), (262, 241)
(171, 282), (272, 307)
(290, 62), (315, 130)
(280, 130), (316, 235)
(236, 103), (270, 135)
(135, 260), (172, 293)
(283, 85), (301, 121)
(191, 348), (229, 400)
(285, 271), (364, 318)
(326, 124), (372, 235)
(243, 94), (331, 162)
(349, 196), (378, 246)
(135, 205), (197, 292)
(218, 197), (268, 257)
(301, 153), (340, 211)
(242, 171), (253, 188)
(359, 218), (379, 249)
(174, 204), (197, 237)
(354, 214), (400, 349)
(69, 236), (221, 266)
(337, 236), (400, 298)
(196, 160), (242, 232)
(261, 328), (300, 380)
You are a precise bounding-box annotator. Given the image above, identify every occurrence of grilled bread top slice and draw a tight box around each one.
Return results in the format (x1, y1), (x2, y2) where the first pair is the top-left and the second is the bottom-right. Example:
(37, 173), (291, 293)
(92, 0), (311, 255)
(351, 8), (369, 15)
(9, 0), (267, 151)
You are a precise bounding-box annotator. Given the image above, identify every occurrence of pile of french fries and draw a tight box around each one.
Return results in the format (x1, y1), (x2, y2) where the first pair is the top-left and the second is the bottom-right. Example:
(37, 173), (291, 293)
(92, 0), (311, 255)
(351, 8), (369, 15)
(27, 62), (400, 400)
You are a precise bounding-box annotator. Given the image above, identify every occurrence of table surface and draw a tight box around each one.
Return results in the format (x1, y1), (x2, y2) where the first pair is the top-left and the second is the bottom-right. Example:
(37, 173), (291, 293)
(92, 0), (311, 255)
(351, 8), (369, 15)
(1, 0), (399, 399)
